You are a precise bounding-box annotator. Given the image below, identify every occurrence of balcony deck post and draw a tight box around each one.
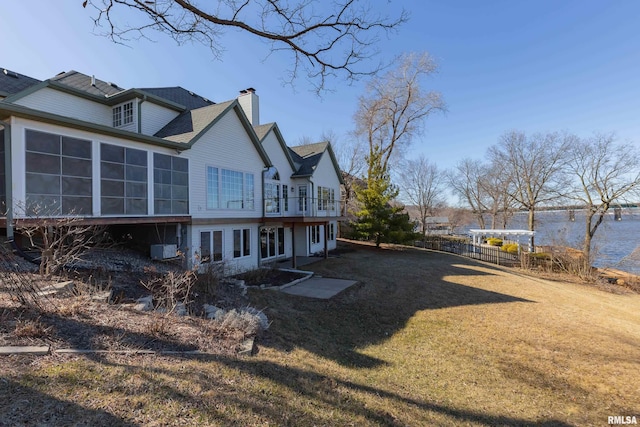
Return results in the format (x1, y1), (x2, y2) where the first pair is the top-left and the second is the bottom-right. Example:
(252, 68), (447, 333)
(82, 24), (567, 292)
(291, 225), (297, 269)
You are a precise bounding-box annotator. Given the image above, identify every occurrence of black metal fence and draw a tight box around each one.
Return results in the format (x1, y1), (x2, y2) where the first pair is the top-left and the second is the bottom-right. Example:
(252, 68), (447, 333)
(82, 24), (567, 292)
(415, 236), (521, 267)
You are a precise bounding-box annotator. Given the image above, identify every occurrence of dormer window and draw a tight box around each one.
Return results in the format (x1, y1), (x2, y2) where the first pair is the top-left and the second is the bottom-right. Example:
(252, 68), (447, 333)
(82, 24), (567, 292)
(113, 101), (134, 128)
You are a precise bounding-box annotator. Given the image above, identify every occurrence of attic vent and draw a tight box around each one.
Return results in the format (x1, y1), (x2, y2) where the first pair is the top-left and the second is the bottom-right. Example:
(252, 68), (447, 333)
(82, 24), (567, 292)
(3, 69), (18, 78)
(188, 91), (195, 96)
(109, 82), (119, 88)
(202, 98), (209, 102)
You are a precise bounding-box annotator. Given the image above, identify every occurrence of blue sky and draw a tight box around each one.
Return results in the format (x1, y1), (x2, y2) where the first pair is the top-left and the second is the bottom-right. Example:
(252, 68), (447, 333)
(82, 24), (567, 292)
(1, 1), (640, 173)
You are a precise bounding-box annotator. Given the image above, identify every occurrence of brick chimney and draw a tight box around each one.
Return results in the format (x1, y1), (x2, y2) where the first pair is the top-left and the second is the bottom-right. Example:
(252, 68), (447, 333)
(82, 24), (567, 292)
(238, 87), (259, 126)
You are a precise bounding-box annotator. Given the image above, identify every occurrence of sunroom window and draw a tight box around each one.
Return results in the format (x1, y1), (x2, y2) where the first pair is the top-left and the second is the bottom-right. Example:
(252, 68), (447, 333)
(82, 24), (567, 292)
(25, 129), (92, 215)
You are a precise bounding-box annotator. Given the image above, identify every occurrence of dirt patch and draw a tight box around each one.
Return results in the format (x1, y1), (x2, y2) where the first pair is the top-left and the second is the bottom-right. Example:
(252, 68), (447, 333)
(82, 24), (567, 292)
(233, 268), (308, 287)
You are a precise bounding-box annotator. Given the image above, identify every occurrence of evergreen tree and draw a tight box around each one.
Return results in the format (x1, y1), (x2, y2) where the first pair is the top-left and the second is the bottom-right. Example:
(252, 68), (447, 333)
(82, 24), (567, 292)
(354, 153), (416, 247)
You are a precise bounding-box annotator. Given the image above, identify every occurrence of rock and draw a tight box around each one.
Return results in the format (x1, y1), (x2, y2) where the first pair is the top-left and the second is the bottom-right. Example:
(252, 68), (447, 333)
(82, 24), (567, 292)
(174, 302), (187, 316)
(37, 281), (75, 297)
(238, 338), (256, 356)
(245, 307), (270, 330)
(91, 290), (112, 303)
(134, 295), (153, 311)
(203, 304), (224, 319)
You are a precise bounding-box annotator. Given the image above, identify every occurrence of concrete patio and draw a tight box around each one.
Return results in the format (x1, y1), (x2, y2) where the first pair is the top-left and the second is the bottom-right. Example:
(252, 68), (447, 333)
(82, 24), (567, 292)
(280, 276), (358, 299)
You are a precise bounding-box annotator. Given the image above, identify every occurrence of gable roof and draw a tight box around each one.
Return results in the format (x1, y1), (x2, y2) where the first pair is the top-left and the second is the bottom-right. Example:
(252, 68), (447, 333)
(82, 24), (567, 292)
(155, 101), (233, 142)
(154, 100), (271, 165)
(290, 142), (325, 177)
(289, 141), (344, 183)
(139, 87), (214, 110)
(0, 68), (41, 98)
(254, 122), (297, 172)
(1, 68), (271, 166)
(3, 70), (187, 111)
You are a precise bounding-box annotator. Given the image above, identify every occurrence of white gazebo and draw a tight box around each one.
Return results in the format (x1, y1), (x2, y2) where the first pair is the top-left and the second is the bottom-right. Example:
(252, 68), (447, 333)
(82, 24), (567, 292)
(469, 229), (536, 252)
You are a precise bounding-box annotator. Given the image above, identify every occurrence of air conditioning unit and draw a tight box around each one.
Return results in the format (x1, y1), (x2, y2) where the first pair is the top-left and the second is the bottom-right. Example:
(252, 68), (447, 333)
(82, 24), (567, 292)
(150, 244), (177, 260)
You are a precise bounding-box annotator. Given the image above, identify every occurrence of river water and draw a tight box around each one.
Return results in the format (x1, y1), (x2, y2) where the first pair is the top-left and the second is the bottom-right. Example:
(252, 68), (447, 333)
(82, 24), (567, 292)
(466, 208), (640, 275)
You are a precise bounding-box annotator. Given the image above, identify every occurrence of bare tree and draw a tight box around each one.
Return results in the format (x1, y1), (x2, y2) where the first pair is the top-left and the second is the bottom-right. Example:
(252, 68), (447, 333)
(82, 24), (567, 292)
(447, 158), (489, 229)
(84, 0), (408, 92)
(14, 205), (109, 277)
(436, 205), (474, 234)
(333, 135), (366, 217)
(481, 165), (516, 229)
(398, 155), (444, 237)
(354, 51), (446, 177)
(488, 131), (573, 246)
(566, 134), (640, 271)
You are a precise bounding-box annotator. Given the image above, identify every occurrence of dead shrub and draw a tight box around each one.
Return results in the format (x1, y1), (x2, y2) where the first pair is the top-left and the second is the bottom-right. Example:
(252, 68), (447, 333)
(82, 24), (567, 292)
(145, 314), (172, 337)
(71, 267), (113, 297)
(13, 318), (52, 339)
(56, 298), (86, 317)
(194, 262), (224, 299)
(216, 309), (261, 336)
(210, 307), (269, 337)
(142, 269), (197, 314)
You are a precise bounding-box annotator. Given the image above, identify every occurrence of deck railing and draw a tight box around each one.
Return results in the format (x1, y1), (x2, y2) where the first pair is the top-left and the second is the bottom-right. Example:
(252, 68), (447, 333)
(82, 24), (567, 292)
(264, 197), (343, 218)
(416, 236), (521, 266)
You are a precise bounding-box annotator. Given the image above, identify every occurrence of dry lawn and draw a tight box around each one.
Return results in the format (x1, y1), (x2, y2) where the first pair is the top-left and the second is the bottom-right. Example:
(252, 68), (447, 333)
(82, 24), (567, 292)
(1, 239), (639, 426)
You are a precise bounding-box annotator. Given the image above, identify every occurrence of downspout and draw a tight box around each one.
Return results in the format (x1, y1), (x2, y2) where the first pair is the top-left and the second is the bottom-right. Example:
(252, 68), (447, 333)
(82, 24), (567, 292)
(0, 119), (13, 240)
(137, 95), (146, 134)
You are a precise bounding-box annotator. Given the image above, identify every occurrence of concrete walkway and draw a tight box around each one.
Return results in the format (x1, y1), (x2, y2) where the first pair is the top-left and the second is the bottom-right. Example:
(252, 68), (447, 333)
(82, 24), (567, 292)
(280, 276), (358, 299)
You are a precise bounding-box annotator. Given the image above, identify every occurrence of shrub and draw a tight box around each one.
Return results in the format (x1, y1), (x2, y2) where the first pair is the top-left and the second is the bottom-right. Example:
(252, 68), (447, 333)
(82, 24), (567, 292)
(211, 307), (269, 337)
(529, 252), (551, 260)
(487, 238), (503, 247)
(13, 318), (52, 339)
(142, 269), (197, 314)
(502, 243), (519, 254)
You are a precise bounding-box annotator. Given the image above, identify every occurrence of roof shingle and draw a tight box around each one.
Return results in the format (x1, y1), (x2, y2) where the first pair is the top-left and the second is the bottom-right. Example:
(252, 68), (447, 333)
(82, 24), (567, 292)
(51, 70), (123, 97)
(290, 142), (329, 177)
(154, 101), (234, 143)
(0, 68), (41, 97)
(139, 87), (214, 110)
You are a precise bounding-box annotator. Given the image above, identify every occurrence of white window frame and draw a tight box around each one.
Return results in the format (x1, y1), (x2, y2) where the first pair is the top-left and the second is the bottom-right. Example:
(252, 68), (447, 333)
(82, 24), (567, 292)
(310, 225), (321, 244)
(200, 230), (223, 263)
(113, 101), (134, 128)
(206, 166), (255, 210)
(233, 228), (251, 258)
(318, 186), (335, 211)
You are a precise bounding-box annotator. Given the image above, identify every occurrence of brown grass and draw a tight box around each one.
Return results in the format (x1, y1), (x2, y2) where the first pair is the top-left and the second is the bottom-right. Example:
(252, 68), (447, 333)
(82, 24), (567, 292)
(1, 239), (639, 426)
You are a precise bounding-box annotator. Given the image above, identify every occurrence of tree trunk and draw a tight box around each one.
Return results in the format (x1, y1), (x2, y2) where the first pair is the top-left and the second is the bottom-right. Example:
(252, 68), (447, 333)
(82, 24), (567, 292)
(583, 210), (607, 273)
(583, 214), (593, 273)
(476, 212), (486, 230)
(528, 208), (536, 249)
